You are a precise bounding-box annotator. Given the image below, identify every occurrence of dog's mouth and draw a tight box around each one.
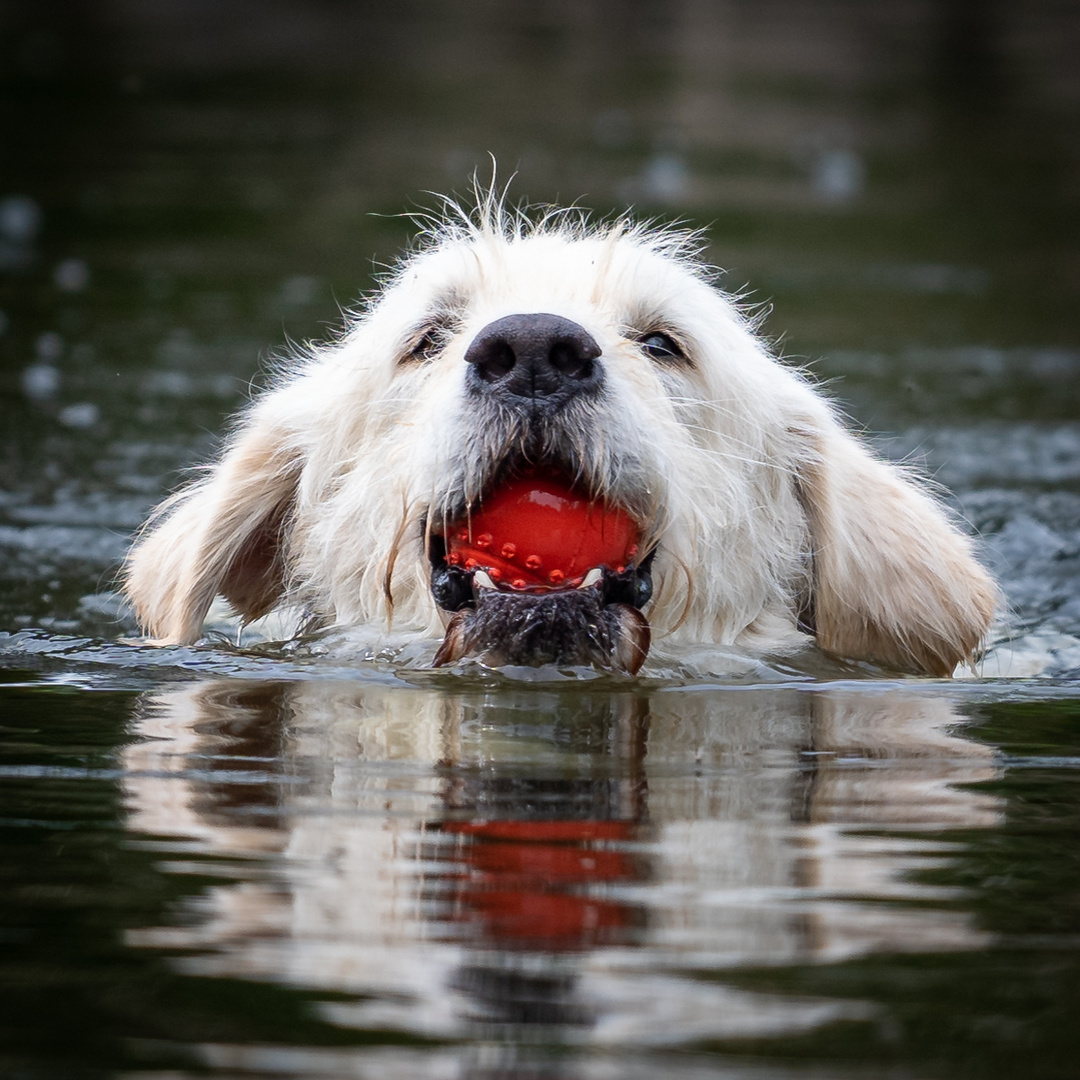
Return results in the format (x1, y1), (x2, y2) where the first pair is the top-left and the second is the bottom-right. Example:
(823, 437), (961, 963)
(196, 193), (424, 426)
(428, 470), (654, 673)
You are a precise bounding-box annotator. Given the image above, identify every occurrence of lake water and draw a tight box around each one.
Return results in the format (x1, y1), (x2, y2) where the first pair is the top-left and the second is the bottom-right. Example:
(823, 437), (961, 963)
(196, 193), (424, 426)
(1, 4), (1078, 1078)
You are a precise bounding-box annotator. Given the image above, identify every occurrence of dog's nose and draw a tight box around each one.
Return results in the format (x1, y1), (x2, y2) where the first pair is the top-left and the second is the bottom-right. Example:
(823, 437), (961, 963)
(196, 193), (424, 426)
(465, 313), (602, 400)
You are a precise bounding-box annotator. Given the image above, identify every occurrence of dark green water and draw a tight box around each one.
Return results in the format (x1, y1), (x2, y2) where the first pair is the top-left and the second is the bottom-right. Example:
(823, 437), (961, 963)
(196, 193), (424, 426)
(1, 3), (1079, 1077)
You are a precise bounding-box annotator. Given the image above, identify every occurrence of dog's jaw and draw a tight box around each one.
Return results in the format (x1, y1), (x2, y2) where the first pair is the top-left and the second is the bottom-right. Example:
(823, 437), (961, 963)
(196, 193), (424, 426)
(432, 566), (652, 674)
(426, 473), (656, 673)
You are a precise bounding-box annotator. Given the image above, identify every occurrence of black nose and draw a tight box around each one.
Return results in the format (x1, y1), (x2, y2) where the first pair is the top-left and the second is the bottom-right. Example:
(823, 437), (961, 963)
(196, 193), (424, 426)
(464, 313), (602, 402)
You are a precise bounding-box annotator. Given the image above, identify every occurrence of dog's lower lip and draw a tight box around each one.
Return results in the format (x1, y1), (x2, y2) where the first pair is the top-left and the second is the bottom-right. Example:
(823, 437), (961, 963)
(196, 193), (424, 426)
(432, 557), (653, 673)
(429, 540), (654, 614)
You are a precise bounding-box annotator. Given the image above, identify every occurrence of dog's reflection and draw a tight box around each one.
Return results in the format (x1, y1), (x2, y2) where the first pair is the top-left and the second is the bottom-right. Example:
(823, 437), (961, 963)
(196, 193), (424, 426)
(124, 677), (1002, 1044)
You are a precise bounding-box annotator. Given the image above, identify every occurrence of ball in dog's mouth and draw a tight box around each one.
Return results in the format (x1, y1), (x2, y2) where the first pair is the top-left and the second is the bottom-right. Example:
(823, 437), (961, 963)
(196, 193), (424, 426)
(429, 472), (653, 673)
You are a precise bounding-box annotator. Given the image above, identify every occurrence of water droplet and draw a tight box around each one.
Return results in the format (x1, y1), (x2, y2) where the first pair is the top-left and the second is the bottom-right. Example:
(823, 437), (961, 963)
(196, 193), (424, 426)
(0, 195), (42, 244)
(641, 153), (689, 201)
(35, 331), (64, 361)
(22, 363), (60, 401)
(280, 275), (319, 306)
(54, 258), (90, 293)
(812, 148), (864, 203)
(143, 370), (193, 397)
(58, 402), (100, 428)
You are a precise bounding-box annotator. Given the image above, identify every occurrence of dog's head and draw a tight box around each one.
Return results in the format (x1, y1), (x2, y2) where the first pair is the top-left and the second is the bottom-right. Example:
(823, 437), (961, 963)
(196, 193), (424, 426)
(125, 196), (998, 675)
(359, 208), (798, 672)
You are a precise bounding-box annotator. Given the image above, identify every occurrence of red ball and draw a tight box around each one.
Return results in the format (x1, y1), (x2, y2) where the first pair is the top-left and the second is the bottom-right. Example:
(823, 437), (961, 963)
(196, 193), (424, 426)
(446, 474), (640, 588)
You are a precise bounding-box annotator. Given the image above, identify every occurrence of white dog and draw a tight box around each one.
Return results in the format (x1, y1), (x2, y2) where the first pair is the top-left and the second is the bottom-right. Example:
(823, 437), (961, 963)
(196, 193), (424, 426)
(124, 192), (997, 675)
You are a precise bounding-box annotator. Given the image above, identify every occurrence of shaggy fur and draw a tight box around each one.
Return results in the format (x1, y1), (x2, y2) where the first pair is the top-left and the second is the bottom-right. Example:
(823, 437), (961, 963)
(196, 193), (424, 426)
(124, 191), (998, 675)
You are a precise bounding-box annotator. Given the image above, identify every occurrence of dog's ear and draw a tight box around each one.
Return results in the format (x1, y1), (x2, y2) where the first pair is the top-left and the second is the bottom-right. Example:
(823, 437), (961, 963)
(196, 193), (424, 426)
(794, 422), (997, 676)
(124, 421), (301, 644)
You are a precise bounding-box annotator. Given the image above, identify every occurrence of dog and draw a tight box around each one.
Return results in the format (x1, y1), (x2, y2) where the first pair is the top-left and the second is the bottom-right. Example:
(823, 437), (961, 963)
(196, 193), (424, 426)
(124, 191), (998, 675)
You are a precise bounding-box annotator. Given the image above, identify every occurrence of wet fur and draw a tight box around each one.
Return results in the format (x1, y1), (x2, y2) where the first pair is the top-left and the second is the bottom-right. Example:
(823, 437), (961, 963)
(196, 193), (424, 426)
(124, 191), (998, 675)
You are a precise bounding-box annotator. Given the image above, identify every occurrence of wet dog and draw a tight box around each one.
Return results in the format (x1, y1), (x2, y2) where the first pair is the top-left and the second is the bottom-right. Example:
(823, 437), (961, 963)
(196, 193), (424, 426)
(124, 193), (997, 675)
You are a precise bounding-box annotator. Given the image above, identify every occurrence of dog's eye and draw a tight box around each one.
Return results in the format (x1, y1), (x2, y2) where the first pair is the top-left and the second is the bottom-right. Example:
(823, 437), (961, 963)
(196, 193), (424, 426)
(637, 331), (686, 364)
(405, 318), (457, 364)
(409, 328), (442, 362)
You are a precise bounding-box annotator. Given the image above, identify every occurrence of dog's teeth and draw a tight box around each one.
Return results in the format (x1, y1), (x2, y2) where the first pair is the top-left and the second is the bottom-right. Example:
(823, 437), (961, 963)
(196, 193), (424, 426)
(473, 569), (496, 590)
(578, 567), (603, 589)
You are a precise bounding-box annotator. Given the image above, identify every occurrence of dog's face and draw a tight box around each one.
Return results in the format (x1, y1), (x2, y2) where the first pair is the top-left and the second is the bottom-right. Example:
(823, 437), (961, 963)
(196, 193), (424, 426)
(286, 221), (814, 671)
(125, 204), (998, 676)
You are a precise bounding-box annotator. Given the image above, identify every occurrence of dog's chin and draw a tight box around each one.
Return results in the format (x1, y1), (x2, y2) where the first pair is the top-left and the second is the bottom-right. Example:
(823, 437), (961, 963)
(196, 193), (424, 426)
(432, 569), (651, 673)
(427, 469), (655, 674)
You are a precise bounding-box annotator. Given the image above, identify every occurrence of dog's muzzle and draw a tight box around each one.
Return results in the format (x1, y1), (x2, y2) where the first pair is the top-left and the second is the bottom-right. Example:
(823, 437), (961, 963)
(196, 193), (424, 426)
(429, 315), (652, 674)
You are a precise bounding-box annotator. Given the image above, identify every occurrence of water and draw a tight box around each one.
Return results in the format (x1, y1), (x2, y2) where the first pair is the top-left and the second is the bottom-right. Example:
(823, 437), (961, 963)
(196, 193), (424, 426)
(2, 3), (1079, 1077)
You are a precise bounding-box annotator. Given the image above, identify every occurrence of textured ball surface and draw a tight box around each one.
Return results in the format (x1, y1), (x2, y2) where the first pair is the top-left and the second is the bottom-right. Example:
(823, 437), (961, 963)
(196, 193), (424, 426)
(445, 474), (639, 589)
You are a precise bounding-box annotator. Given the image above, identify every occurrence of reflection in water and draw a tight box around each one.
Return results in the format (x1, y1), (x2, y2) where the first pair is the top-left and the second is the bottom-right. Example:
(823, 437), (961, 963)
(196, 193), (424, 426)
(123, 678), (1002, 1070)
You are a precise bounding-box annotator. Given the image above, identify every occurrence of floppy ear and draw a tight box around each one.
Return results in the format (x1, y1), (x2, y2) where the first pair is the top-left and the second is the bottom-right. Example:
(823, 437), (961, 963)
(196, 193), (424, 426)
(794, 422), (998, 676)
(124, 422), (301, 644)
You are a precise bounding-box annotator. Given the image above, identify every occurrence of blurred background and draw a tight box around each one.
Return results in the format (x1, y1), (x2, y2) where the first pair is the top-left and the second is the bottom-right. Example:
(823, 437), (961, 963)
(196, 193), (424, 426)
(0, 0), (1079, 637)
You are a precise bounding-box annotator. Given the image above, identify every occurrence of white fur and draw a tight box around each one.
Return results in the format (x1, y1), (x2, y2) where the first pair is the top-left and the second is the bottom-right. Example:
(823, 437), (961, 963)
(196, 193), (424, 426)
(125, 194), (998, 675)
